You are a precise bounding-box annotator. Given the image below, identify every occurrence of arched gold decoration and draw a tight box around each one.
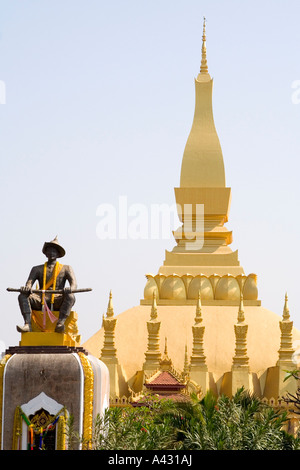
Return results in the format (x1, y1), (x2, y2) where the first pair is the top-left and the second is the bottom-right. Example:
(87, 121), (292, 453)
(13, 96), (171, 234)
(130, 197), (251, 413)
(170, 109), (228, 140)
(243, 274), (258, 300)
(144, 274), (159, 300)
(187, 275), (214, 300)
(160, 275), (186, 300)
(208, 274), (221, 295)
(215, 275), (240, 301)
(143, 273), (259, 303)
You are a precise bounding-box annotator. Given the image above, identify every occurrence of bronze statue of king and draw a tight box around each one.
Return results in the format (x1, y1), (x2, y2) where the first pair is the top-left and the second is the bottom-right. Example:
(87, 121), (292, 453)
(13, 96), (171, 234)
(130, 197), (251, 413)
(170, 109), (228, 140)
(17, 237), (77, 333)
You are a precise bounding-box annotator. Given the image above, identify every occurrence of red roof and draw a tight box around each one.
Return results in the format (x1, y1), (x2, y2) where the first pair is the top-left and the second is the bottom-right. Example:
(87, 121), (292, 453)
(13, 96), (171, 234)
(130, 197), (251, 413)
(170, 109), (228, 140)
(145, 371), (185, 392)
(148, 371), (181, 386)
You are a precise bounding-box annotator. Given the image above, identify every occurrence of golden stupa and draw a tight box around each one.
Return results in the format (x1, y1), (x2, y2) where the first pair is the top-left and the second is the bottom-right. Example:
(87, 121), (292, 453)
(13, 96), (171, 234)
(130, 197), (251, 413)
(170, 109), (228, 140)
(83, 20), (300, 407)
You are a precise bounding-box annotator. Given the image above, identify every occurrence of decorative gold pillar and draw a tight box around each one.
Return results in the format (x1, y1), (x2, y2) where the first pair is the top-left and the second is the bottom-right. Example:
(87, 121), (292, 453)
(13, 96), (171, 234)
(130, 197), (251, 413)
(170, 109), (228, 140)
(276, 293), (297, 398)
(100, 291), (119, 397)
(277, 293), (295, 366)
(189, 292), (209, 395)
(264, 294), (297, 400)
(143, 292), (161, 374)
(230, 294), (253, 395)
(232, 294), (249, 369)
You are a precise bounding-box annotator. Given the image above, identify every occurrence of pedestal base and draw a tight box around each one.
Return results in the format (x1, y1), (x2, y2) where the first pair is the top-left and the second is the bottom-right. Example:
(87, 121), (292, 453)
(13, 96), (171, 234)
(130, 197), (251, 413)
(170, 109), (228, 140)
(19, 331), (80, 347)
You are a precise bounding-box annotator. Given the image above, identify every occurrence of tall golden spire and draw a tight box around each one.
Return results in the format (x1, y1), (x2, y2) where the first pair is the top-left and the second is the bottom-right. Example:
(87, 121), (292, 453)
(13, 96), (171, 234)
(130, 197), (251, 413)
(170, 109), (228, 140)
(200, 17), (209, 75)
(156, 15), (247, 283)
(179, 15), (226, 188)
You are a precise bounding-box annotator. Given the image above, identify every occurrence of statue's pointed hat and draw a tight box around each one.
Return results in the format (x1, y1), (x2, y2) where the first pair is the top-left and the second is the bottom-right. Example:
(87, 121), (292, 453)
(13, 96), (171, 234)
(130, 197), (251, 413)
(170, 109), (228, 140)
(42, 236), (66, 258)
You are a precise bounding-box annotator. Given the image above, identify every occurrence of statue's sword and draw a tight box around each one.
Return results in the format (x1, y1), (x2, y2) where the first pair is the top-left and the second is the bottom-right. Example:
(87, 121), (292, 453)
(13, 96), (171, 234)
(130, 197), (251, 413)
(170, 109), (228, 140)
(7, 287), (92, 294)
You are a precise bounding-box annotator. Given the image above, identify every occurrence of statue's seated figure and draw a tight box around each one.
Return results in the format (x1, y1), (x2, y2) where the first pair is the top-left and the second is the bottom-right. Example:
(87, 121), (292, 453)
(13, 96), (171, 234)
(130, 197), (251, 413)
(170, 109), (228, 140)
(17, 237), (77, 334)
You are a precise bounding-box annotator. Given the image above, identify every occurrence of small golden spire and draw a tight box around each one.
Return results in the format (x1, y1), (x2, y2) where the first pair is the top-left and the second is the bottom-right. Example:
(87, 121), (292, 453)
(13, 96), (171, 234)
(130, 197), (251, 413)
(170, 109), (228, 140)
(160, 337), (172, 370)
(237, 293), (245, 324)
(183, 344), (190, 378)
(194, 291), (203, 324)
(283, 292), (290, 321)
(106, 290), (114, 318)
(150, 291), (158, 320)
(200, 17), (208, 75)
(164, 337), (168, 356)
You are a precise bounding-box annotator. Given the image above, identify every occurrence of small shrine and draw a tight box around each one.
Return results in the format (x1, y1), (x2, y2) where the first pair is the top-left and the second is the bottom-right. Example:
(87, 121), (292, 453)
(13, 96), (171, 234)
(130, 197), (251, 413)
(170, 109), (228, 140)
(131, 338), (193, 406)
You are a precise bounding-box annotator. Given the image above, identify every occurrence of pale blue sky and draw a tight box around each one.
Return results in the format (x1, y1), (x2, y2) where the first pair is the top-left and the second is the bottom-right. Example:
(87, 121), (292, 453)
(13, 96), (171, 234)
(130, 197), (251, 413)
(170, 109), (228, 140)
(0, 0), (300, 351)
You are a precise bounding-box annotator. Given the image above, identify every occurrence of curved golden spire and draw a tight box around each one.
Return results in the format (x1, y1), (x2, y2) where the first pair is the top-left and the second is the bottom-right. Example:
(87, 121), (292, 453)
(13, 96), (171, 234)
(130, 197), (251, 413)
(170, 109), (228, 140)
(180, 16), (225, 188)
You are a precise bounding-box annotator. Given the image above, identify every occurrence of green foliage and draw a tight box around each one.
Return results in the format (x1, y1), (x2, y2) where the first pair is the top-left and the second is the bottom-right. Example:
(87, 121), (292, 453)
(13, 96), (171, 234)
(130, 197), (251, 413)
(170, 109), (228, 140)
(86, 389), (300, 450)
(92, 394), (178, 450)
(182, 389), (294, 450)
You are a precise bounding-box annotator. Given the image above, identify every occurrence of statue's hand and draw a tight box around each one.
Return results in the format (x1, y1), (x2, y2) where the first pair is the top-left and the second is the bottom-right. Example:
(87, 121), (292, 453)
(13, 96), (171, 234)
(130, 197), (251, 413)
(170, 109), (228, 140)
(20, 286), (32, 296)
(63, 287), (72, 295)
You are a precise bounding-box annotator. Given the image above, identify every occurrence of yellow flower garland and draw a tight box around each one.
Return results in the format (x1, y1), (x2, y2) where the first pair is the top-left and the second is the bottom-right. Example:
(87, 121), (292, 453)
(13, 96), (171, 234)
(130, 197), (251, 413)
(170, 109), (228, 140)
(42, 261), (61, 307)
(78, 352), (94, 449)
(0, 354), (12, 450)
(12, 406), (22, 450)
